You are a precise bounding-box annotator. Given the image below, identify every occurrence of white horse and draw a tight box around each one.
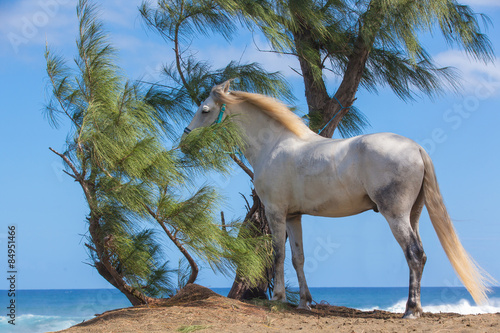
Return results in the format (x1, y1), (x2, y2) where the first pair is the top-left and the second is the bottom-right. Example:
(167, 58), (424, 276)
(183, 81), (492, 318)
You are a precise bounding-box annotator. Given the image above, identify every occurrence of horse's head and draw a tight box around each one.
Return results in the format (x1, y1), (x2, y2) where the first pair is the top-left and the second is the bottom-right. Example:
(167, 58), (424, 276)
(182, 80), (231, 139)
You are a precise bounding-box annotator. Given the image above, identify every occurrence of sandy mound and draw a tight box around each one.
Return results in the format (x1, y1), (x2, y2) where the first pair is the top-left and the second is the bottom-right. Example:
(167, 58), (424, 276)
(59, 284), (500, 332)
(162, 283), (223, 306)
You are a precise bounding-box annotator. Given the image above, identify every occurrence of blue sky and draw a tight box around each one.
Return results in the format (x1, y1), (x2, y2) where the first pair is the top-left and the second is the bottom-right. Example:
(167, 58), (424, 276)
(0, 0), (499, 292)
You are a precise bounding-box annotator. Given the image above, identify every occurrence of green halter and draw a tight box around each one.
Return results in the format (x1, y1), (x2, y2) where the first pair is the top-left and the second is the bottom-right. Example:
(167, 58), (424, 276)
(183, 103), (226, 135)
(214, 104), (226, 124)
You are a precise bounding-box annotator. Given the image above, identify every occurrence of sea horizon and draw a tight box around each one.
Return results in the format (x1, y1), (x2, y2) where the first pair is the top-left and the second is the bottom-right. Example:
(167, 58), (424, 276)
(1, 286), (499, 332)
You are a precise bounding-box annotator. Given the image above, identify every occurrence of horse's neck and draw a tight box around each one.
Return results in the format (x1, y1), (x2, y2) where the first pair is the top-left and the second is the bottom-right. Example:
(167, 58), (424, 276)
(228, 102), (291, 167)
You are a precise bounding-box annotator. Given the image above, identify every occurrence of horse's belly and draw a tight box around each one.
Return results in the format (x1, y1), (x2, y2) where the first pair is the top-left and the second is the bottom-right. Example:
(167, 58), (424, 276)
(297, 192), (375, 217)
(289, 171), (375, 217)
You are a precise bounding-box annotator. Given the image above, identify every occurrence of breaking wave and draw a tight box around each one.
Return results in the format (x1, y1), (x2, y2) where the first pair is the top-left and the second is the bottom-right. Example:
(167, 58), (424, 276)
(0, 314), (86, 333)
(361, 297), (500, 315)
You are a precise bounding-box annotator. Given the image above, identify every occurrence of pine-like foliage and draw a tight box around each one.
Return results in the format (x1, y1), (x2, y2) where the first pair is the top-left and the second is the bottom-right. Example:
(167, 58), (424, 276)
(221, 0), (493, 95)
(140, 0), (301, 295)
(140, 0), (297, 184)
(46, 0), (178, 302)
(45, 0), (271, 303)
(140, 0), (296, 107)
(214, 0), (494, 137)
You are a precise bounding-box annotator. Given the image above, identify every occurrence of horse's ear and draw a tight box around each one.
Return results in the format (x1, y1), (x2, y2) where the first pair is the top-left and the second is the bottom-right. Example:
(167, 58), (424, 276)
(222, 80), (231, 93)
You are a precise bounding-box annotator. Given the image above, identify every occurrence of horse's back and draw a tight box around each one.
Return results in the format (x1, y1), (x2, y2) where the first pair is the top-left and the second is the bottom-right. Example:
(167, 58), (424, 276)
(303, 132), (424, 179)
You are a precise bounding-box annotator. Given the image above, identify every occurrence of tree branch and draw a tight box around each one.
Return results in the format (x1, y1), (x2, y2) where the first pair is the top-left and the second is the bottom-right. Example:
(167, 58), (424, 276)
(321, 51), (330, 69)
(231, 154), (254, 179)
(220, 211), (227, 233)
(289, 66), (303, 77)
(63, 169), (77, 180)
(145, 205), (199, 285)
(252, 36), (298, 57)
(239, 192), (251, 212)
(46, 68), (81, 132)
(49, 147), (81, 180)
(173, 1), (201, 106)
(85, 243), (97, 252)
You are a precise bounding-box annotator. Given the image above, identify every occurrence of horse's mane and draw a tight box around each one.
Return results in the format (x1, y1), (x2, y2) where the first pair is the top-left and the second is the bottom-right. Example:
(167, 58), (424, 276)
(210, 84), (312, 139)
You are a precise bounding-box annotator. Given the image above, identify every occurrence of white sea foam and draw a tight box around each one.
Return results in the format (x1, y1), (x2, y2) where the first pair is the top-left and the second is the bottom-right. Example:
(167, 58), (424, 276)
(423, 297), (500, 315)
(0, 314), (86, 333)
(361, 297), (500, 315)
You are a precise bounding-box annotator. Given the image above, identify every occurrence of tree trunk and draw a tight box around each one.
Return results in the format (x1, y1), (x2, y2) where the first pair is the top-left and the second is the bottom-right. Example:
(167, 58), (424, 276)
(319, 28), (374, 137)
(50, 148), (157, 306)
(227, 189), (273, 300)
(294, 27), (371, 138)
(88, 214), (157, 306)
(293, 1), (384, 138)
(156, 217), (199, 285)
(293, 29), (330, 133)
(94, 261), (153, 306)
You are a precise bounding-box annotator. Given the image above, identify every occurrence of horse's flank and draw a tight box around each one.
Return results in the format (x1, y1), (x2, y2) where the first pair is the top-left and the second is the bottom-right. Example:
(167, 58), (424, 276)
(211, 85), (312, 139)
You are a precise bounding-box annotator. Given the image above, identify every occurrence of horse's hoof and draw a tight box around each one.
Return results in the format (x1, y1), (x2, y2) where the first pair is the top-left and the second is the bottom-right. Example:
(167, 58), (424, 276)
(271, 294), (286, 302)
(297, 302), (311, 310)
(402, 310), (421, 319)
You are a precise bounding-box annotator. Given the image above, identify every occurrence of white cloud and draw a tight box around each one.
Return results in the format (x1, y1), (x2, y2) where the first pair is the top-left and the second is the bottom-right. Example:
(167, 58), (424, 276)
(434, 50), (500, 96)
(0, 0), (76, 56)
(0, 0), (148, 56)
(0, 1), (302, 84)
(0, 0), (169, 77)
(101, 0), (144, 29)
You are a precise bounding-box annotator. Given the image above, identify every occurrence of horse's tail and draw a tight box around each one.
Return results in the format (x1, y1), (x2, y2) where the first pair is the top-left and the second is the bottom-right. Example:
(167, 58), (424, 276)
(420, 148), (493, 304)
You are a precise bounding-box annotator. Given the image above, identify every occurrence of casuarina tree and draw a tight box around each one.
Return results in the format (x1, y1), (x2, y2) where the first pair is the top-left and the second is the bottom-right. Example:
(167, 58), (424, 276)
(45, 0), (271, 305)
(140, 0), (298, 300)
(217, 0), (493, 137)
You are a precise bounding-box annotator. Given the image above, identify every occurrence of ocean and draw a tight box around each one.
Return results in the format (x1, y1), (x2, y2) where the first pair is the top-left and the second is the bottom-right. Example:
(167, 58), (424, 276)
(1, 287), (499, 333)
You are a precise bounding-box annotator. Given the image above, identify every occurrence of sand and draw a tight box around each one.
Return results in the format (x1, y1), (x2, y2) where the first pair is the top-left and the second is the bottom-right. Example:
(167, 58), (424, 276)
(58, 284), (500, 333)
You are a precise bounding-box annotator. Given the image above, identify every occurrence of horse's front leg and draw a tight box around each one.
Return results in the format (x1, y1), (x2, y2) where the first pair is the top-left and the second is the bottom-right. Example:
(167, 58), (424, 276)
(266, 209), (287, 302)
(287, 214), (312, 309)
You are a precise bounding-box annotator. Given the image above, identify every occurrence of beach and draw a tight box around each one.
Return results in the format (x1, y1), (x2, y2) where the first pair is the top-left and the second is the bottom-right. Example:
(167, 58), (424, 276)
(58, 284), (500, 333)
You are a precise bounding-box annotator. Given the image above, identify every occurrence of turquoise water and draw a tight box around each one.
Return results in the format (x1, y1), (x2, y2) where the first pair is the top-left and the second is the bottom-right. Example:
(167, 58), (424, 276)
(1, 287), (499, 332)
(0, 289), (130, 333)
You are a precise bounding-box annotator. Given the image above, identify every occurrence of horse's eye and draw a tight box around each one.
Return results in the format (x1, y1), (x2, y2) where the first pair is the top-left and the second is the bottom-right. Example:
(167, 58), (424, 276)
(202, 105), (210, 113)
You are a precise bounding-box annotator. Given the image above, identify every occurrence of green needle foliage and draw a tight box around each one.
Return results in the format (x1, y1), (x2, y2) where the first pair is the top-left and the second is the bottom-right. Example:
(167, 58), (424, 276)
(46, 0), (177, 305)
(157, 185), (272, 278)
(140, 0), (494, 300)
(141, 0), (300, 298)
(45, 0), (271, 305)
(140, 0), (296, 107)
(214, 0), (494, 137)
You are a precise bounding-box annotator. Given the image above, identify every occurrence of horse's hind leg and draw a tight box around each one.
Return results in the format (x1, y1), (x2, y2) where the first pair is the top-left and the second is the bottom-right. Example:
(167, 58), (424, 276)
(383, 213), (426, 318)
(404, 186), (427, 318)
(287, 214), (312, 309)
(410, 185), (425, 246)
(266, 209), (287, 302)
